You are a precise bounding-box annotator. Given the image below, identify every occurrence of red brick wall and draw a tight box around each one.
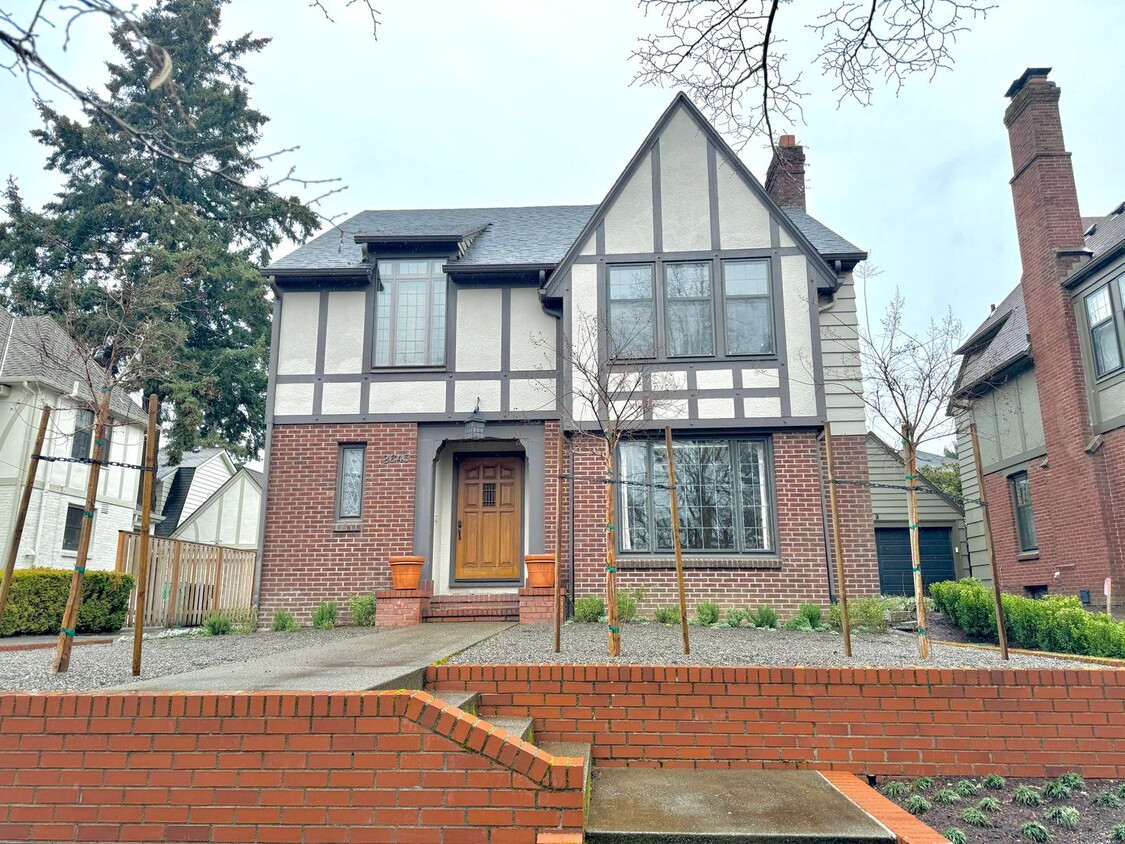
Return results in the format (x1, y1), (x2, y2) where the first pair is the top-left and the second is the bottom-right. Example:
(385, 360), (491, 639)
(0, 690), (584, 844)
(260, 423), (417, 622)
(567, 430), (879, 619)
(429, 664), (1125, 778)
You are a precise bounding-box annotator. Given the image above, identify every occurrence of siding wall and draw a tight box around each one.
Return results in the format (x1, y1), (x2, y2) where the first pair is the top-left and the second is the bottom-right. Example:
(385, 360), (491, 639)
(970, 367), (1045, 470)
(955, 414), (989, 585)
(1071, 250), (1125, 435)
(178, 453), (235, 528)
(173, 471), (261, 550)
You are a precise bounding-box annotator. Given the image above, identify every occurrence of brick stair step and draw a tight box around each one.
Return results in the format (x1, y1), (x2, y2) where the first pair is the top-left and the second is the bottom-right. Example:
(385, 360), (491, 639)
(486, 715), (534, 742)
(584, 769), (895, 843)
(539, 741), (592, 794)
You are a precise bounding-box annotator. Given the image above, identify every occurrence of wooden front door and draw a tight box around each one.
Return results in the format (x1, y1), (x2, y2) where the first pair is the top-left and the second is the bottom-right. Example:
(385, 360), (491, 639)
(455, 456), (522, 581)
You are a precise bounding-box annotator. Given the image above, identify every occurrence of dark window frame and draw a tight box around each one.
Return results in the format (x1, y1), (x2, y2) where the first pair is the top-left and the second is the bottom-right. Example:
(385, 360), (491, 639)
(722, 258), (776, 356)
(1084, 279), (1124, 379)
(71, 408), (94, 460)
(372, 259), (449, 369)
(1009, 471), (1038, 553)
(663, 261), (715, 358)
(607, 263), (658, 359)
(62, 504), (86, 552)
(616, 436), (776, 556)
(336, 443), (366, 521)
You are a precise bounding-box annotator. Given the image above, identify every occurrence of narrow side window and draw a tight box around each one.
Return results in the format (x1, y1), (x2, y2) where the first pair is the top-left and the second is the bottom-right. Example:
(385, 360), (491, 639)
(337, 444), (366, 520)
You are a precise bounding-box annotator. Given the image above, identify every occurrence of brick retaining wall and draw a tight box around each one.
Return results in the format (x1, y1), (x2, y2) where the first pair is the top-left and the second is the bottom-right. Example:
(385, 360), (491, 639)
(428, 663), (1125, 778)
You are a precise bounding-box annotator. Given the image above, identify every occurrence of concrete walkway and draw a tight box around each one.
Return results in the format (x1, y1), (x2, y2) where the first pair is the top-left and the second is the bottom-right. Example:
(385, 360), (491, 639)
(113, 622), (511, 692)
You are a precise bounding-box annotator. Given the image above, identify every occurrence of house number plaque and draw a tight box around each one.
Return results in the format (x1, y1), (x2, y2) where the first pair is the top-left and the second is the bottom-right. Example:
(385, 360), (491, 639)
(382, 452), (412, 464)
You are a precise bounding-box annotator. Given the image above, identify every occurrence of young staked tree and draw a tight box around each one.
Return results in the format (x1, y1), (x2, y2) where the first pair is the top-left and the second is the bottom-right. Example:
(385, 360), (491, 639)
(550, 302), (679, 657)
(0, 0), (326, 460)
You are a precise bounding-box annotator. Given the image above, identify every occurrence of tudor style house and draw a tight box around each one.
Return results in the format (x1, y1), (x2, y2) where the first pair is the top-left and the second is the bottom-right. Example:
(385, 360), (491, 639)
(954, 69), (1125, 607)
(257, 94), (880, 623)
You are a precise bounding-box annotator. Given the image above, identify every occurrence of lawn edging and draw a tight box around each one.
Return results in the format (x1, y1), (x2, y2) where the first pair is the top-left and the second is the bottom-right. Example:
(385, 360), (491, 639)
(934, 638), (1125, 668)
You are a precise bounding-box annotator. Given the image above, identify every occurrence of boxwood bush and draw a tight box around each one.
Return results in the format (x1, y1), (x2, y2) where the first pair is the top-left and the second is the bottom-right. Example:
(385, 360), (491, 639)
(0, 568), (135, 636)
(931, 578), (1125, 658)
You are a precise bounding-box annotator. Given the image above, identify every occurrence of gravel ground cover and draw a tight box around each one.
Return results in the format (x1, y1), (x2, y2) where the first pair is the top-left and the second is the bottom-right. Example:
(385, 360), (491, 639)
(879, 773), (1125, 843)
(447, 622), (1103, 669)
(0, 627), (378, 693)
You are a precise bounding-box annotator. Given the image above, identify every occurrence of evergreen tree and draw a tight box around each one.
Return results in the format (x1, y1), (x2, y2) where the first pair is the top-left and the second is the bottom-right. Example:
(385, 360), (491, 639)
(0, 0), (319, 459)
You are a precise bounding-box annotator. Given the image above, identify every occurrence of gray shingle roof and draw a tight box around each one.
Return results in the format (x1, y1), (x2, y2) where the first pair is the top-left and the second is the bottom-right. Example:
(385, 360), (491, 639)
(954, 285), (1029, 393)
(267, 204), (862, 274)
(779, 206), (865, 259)
(1080, 203), (1125, 265)
(0, 310), (147, 424)
(157, 446), (228, 480)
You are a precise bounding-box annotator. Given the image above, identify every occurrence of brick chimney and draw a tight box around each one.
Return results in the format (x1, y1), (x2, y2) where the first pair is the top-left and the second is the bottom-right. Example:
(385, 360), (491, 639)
(1001, 67), (1119, 595)
(765, 135), (806, 210)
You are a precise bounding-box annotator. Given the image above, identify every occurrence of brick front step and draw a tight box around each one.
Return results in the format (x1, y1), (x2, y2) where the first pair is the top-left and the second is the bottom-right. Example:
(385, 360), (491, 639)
(422, 593), (519, 623)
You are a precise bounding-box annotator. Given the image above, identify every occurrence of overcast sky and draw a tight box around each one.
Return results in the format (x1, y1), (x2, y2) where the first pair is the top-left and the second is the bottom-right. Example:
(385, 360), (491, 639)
(3, 0), (1124, 393)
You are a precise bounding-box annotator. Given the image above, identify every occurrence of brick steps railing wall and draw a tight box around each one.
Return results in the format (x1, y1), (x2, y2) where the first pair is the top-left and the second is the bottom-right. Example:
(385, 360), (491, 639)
(0, 690), (584, 844)
(428, 664), (1125, 778)
(424, 593), (520, 623)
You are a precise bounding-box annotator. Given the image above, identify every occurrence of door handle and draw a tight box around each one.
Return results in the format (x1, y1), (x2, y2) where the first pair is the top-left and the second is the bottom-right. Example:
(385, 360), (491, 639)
(457, 520), (462, 540)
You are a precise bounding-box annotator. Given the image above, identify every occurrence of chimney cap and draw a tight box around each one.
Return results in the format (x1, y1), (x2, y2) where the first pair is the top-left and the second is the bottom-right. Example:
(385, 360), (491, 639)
(1005, 67), (1052, 99)
(778, 134), (798, 148)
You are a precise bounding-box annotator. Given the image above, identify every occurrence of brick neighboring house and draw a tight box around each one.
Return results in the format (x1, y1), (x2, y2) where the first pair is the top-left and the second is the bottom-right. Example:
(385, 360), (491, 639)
(257, 94), (879, 623)
(954, 68), (1125, 607)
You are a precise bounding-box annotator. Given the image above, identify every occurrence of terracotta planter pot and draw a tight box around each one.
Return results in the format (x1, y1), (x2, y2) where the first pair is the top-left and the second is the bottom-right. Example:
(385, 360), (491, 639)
(388, 556), (425, 590)
(524, 554), (556, 588)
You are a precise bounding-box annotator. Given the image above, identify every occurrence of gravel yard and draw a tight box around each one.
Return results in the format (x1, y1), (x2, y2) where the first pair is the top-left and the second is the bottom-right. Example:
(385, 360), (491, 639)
(448, 622), (1104, 669)
(0, 627), (379, 693)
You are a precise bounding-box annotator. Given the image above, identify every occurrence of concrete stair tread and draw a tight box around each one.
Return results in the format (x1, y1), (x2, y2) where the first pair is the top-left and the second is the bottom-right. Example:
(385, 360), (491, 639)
(431, 689), (480, 714)
(486, 715), (534, 742)
(585, 769), (895, 843)
(539, 741), (593, 791)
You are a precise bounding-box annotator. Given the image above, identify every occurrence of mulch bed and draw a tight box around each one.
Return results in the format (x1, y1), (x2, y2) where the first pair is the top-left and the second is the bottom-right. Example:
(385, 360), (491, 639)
(878, 774), (1125, 843)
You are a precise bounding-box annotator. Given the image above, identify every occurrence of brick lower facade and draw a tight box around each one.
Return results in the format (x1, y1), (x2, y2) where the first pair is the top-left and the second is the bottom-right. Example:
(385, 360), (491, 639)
(260, 421), (879, 623)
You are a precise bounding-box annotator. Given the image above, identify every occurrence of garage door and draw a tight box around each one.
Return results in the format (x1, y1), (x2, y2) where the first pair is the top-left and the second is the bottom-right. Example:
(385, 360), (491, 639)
(875, 527), (955, 596)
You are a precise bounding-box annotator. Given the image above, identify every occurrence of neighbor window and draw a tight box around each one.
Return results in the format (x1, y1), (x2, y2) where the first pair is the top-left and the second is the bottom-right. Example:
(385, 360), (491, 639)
(71, 409), (94, 459)
(607, 265), (656, 358)
(664, 262), (714, 357)
(336, 444), (366, 520)
(62, 504), (86, 552)
(1085, 283), (1123, 377)
(1010, 472), (1037, 553)
(617, 438), (773, 554)
(723, 259), (774, 355)
(373, 260), (447, 367)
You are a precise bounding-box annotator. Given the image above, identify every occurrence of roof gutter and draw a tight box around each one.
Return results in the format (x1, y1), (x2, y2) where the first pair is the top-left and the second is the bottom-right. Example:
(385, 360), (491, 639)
(442, 262), (556, 275)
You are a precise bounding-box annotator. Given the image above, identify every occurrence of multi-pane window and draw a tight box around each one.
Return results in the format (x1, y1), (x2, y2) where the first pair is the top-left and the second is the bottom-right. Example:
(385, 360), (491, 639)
(336, 444), (366, 520)
(724, 260), (774, 355)
(62, 504), (86, 552)
(1085, 283), (1123, 377)
(618, 438), (773, 554)
(607, 265), (656, 358)
(606, 259), (774, 359)
(1010, 472), (1037, 553)
(373, 260), (447, 367)
(71, 409), (94, 459)
(664, 263), (714, 357)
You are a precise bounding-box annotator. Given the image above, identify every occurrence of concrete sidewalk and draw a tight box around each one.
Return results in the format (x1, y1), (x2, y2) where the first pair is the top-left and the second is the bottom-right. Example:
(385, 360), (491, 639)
(113, 622), (510, 692)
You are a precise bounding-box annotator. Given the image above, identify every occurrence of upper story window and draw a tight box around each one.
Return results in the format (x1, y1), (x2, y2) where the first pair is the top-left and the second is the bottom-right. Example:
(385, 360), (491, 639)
(373, 260), (447, 367)
(1084, 278), (1123, 378)
(1009, 471), (1038, 553)
(606, 258), (774, 360)
(71, 409), (94, 459)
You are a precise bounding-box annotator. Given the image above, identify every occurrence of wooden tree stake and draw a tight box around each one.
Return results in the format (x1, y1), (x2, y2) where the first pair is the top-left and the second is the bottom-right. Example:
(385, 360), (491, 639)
(664, 428), (690, 655)
(52, 392), (112, 673)
(902, 428), (930, 660)
(0, 405), (52, 627)
(822, 422), (852, 658)
(553, 430), (565, 654)
(132, 395), (160, 675)
(605, 438), (620, 657)
(969, 422), (1009, 660)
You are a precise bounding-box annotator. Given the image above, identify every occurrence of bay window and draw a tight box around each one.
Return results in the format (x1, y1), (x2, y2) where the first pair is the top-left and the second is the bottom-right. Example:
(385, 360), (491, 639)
(618, 438), (774, 555)
(1085, 282), (1123, 377)
(373, 260), (447, 367)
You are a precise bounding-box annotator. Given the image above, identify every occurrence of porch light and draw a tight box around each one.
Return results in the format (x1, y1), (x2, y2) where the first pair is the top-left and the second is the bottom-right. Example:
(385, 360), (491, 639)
(464, 400), (485, 440)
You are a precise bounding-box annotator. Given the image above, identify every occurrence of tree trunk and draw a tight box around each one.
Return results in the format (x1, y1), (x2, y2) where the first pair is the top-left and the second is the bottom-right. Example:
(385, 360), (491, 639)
(902, 430), (930, 660)
(605, 438), (620, 657)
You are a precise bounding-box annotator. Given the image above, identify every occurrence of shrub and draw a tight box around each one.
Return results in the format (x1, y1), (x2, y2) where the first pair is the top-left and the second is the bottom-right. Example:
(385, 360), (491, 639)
(694, 602), (720, 625)
(954, 780), (981, 797)
(797, 602), (822, 628)
(943, 828), (967, 844)
(202, 613), (232, 636)
(933, 789), (961, 806)
(311, 601), (337, 630)
(1043, 806), (1079, 831)
(574, 596), (604, 623)
(849, 596), (890, 632)
(749, 605), (778, 629)
(881, 781), (910, 797)
(271, 610), (299, 632)
(784, 614), (813, 631)
(1013, 785), (1042, 807)
(961, 807), (990, 828)
(977, 796), (1001, 813)
(905, 795), (931, 815)
(982, 774), (1006, 790)
(1096, 790), (1122, 809)
(725, 607), (750, 628)
(912, 776), (934, 791)
(347, 595), (376, 626)
(0, 568), (134, 636)
(1055, 772), (1084, 790)
(617, 589), (642, 624)
(1021, 822), (1051, 842)
(653, 605), (680, 625)
(1041, 779), (1071, 801)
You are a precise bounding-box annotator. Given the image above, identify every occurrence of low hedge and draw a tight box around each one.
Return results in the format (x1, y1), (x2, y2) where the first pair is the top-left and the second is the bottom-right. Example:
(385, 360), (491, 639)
(0, 568), (135, 636)
(930, 578), (1125, 659)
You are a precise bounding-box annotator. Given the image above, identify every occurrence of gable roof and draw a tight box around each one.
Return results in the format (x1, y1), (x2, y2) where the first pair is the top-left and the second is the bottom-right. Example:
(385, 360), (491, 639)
(865, 431), (963, 514)
(953, 284), (1029, 395)
(171, 466), (262, 539)
(155, 447), (235, 536)
(0, 310), (146, 424)
(544, 93), (863, 296)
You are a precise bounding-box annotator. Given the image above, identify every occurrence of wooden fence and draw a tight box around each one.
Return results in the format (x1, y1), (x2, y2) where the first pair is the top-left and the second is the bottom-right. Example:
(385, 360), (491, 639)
(115, 532), (256, 627)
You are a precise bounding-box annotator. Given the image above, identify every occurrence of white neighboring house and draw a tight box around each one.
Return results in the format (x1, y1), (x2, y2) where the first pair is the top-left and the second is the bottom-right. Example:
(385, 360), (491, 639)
(0, 310), (147, 572)
(170, 467), (262, 550)
(153, 447), (238, 540)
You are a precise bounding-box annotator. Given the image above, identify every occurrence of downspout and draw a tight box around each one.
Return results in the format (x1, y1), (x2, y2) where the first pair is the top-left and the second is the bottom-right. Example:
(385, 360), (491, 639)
(252, 279), (282, 610)
(815, 427), (836, 604)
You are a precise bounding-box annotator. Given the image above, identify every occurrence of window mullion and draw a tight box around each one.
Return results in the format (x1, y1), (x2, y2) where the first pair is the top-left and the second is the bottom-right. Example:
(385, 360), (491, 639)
(730, 441), (745, 553)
